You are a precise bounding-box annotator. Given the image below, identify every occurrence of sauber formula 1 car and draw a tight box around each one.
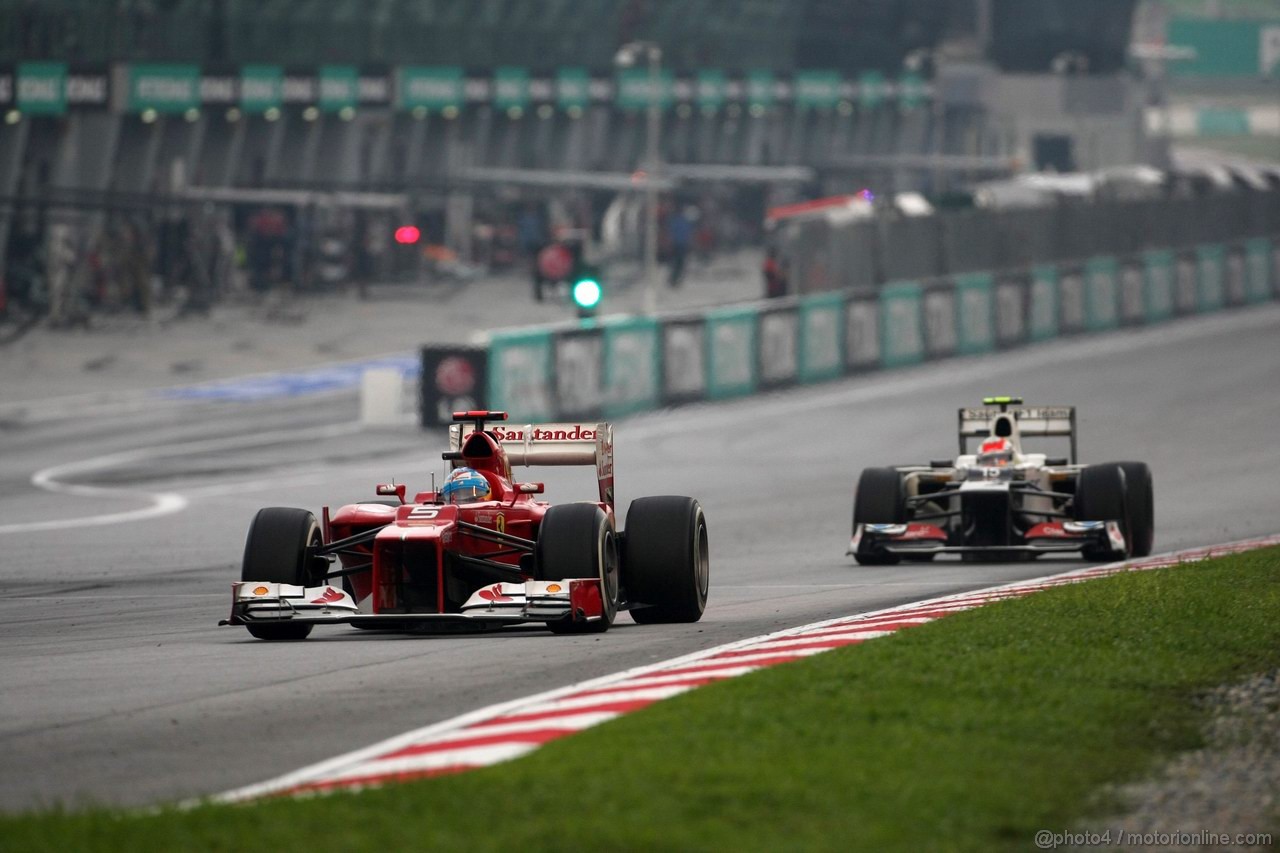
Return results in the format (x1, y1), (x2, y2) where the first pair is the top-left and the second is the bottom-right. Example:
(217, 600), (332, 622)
(223, 411), (709, 640)
(848, 397), (1153, 565)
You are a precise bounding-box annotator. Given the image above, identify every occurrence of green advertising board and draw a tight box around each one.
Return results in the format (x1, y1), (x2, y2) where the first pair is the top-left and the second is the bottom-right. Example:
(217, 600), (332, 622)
(488, 330), (553, 421)
(240, 65), (282, 111)
(1143, 250), (1175, 322)
(17, 62), (66, 115)
(880, 281), (925, 367)
(798, 293), (845, 383)
(1084, 256), (1120, 331)
(399, 66), (463, 111)
(1196, 244), (1226, 312)
(319, 65), (358, 112)
(705, 306), (758, 400)
(1169, 18), (1280, 78)
(1244, 238), (1272, 304)
(695, 70), (726, 110)
(616, 67), (673, 111)
(128, 63), (199, 113)
(858, 70), (886, 109)
(556, 68), (589, 111)
(954, 273), (996, 354)
(898, 71), (926, 110)
(1029, 265), (1059, 342)
(603, 317), (660, 418)
(794, 71), (841, 110)
(746, 70), (774, 109)
(494, 67), (529, 110)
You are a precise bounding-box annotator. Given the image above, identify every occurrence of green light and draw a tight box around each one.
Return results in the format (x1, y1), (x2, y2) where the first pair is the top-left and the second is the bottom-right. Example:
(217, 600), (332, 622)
(572, 278), (602, 309)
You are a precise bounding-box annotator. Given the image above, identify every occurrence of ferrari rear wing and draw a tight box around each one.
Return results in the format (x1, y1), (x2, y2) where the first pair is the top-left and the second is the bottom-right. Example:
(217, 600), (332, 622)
(449, 412), (615, 508)
(958, 405), (1077, 461)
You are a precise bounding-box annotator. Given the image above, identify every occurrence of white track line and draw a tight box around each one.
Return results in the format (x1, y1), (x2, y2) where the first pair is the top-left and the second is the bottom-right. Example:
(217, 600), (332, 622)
(210, 532), (1280, 805)
(0, 422), (365, 535)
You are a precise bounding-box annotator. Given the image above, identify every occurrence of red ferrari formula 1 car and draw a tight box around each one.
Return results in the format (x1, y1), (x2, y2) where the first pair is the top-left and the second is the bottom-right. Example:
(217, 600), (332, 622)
(223, 411), (709, 640)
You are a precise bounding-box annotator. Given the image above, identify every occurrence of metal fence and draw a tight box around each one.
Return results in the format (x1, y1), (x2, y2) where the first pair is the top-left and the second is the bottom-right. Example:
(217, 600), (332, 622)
(776, 187), (1280, 294)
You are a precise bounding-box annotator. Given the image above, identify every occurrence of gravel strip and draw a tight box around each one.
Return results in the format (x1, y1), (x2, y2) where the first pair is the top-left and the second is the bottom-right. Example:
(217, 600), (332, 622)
(1079, 670), (1280, 851)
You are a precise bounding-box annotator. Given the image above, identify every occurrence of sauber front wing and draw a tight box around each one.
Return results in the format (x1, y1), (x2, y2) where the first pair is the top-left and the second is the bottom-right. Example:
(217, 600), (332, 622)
(221, 578), (606, 632)
(847, 520), (1126, 558)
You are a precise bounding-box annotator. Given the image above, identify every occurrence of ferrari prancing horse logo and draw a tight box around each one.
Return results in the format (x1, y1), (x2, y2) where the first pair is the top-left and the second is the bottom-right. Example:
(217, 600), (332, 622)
(496, 513), (505, 534)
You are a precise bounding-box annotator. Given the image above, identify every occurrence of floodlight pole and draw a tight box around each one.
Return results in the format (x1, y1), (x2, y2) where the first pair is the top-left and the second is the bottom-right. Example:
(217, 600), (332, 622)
(643, 45), (662, 316)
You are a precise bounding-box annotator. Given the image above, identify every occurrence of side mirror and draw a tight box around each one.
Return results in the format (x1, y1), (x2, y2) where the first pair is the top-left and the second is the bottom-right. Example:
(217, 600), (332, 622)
(517, 482), (545, 494)
(376, 483), (407, 504)
(1045, 457), (1069, 467)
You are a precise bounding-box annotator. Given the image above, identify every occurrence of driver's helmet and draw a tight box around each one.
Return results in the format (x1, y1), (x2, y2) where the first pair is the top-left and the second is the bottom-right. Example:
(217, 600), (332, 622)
(976, 437), (1016, 467)
(441, 467), (491, 503)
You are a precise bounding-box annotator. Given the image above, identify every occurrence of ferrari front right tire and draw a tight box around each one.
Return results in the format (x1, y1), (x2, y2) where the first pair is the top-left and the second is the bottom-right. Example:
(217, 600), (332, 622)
(241, 507), (323, 641)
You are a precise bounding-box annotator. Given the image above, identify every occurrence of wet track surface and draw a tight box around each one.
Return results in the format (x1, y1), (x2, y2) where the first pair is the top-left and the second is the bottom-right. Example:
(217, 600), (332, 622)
(1, 305), (1279, 811)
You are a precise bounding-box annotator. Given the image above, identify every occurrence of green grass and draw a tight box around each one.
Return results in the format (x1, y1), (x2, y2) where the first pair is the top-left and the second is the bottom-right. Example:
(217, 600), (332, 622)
(6, 548), (1280, 852)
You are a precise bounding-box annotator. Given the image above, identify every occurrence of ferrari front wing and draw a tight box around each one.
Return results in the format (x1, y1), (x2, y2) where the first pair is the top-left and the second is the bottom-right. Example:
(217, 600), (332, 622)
(221, 578), (607, 632)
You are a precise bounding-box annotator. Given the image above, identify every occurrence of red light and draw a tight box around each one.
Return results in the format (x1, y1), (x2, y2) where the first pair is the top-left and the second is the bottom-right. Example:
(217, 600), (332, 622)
(394, 225), (421, 245)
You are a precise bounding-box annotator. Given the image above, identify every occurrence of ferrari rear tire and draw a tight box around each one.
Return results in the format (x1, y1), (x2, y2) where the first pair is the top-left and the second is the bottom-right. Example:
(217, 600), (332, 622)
(852, 468), (905, 565)
(622, 496), (709, 624)
(241, 507), (324, 641)
(1115, 461), (1154, 558)
(1074, 464), (1129, 562)
(536, 503), (618, 633)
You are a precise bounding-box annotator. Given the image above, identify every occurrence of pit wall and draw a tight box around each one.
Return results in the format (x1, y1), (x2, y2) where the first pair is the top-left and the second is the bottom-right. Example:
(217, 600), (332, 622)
(419, 236), (1278, 426)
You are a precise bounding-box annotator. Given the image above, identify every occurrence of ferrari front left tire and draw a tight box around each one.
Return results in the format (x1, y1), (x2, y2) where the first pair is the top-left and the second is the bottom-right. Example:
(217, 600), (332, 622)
(536, 503), (619, 633)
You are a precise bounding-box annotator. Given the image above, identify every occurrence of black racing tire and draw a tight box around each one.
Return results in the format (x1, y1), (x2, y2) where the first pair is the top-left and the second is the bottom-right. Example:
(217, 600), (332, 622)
(852, 468), (905, 566)
(241, 507), (325, 641)
(1115, 461), (1154, 558)
(535, 503), (618, 633)
(1074, 464), (1129, 561)
(853, 467), (906, 525)
(622, 496), (709, 624)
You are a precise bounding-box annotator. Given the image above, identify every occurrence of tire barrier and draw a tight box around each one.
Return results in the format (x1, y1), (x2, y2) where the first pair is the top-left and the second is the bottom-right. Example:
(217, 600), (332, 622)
(419, 236), (1278, 426)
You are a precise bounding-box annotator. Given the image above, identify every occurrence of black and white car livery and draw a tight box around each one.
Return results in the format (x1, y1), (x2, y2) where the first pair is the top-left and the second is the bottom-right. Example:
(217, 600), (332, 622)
(848, 397), (1154, 565)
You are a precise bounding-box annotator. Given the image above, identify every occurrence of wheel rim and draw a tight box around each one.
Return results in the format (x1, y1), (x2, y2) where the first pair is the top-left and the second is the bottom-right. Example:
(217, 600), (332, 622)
(693, 515), (709, 600)
(601, 531), (619, 618)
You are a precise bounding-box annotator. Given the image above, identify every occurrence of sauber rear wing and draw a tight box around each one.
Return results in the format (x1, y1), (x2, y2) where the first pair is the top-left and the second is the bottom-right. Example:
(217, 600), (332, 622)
(449, 412), (615, 509)
(958, 405), (1077, 462)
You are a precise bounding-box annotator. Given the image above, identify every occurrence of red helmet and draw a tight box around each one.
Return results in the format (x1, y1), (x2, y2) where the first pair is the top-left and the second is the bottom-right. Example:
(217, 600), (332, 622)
(977, 437), (1015, 466)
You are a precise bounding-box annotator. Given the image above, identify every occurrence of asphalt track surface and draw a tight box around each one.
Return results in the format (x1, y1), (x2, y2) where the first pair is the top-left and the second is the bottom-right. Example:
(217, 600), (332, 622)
(1, 304), (1278, 812)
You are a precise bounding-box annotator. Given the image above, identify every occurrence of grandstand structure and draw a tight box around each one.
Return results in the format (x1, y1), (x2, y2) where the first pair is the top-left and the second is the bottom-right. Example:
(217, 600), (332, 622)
(0, 0), (1149, 266)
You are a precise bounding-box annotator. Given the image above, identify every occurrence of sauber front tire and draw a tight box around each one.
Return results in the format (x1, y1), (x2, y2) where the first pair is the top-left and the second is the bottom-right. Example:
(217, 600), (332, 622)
(1074, 464), (1129, 562)
(241, 507), (324, 641)
(1115, 461), (1154, 558)
(622, 496), (709, 624)
(852, 468), (905, 565)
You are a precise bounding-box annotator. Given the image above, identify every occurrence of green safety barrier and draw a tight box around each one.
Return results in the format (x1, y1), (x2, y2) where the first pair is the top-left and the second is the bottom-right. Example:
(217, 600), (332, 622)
(1143, 250), (1176, 323)
(1196, 244), (1226, 312)
(488, 329), (554, 421)
(1084, 256), (1120, 332)
(954, 273), (996, 355)
(1244, 238), (1273, 304)
(1029, 265), (1059, 342)
(880, 281), (925, 368)
(798, 293), (845, 383)
(705, 306), (759, 400)
(602, 316), (660, 419)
